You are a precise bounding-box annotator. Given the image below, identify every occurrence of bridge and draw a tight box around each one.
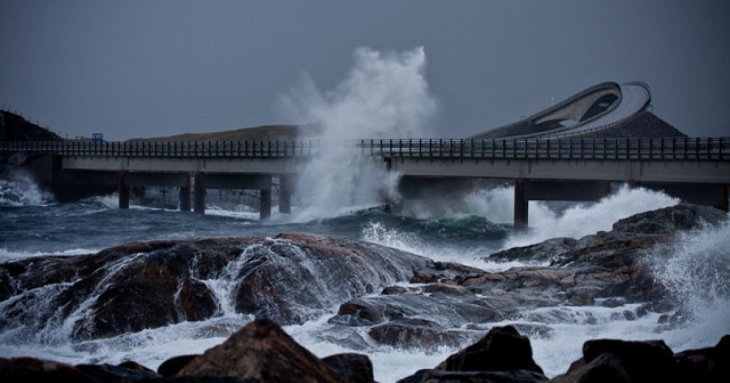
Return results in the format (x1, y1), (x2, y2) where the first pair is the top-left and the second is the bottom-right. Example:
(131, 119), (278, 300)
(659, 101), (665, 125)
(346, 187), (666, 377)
(2, 137), (729, 229)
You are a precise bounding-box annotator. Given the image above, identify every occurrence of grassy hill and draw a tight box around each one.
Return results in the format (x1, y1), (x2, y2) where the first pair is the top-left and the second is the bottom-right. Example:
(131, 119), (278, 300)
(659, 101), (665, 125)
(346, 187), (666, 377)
(129, 124), (321, 142)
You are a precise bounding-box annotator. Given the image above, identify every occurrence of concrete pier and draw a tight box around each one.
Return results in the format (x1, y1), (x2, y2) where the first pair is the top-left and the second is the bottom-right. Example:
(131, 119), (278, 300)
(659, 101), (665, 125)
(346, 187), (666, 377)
(279, 175), (293, 214)
(193, 173), (205, 214)
(119, 171), (130, 209)
(179, 174), (191, 212)
(260, 189), (272, 220)
(513, 179), (528, 231)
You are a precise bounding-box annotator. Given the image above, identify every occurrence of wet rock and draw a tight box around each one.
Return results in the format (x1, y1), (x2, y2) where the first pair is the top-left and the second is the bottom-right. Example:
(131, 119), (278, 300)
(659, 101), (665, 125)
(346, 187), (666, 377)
(382, 285), (408, 295)
(580, 339), (675, 382)
(140, 377), (260, 383)
(436, 326), (544, 375)
(177, 319), (342, 383)
(322, 353), (374, 383)
(411, 262), (485, 284)
(76, 362), (160, 382)
(158, 355), (200, 377)
(368, 318), (467, 350)
(549, 353), (631, 383)
(398, 369), (547, 383)
(612, 203), (727, 235)
(487, 238), (578, 264)
(0, 357), (99, 383)
(672, 335), (730, 383)
(0, 234), (428, 340)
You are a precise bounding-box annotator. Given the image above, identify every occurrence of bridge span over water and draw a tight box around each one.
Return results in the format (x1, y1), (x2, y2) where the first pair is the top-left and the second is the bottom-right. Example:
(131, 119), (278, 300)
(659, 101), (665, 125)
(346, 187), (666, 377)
(2, 137), (729, 229)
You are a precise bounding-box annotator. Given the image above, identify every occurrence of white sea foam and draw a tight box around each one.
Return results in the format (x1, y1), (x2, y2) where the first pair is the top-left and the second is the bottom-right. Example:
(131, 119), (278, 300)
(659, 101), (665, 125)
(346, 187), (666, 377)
(0, 248), (100, 262)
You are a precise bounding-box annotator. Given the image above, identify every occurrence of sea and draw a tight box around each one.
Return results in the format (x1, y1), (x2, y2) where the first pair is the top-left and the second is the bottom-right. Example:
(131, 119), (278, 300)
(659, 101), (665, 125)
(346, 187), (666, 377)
(1, 172), (729, 382)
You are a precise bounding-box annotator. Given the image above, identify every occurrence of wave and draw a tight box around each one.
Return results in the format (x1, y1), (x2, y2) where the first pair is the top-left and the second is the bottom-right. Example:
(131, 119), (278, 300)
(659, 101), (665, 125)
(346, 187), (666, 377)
(0, 173), (54, 207)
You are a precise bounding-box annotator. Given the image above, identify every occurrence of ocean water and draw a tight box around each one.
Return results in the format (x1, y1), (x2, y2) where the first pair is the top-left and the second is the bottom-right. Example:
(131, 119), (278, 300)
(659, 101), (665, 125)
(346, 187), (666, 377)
(1, 178), (729, 382)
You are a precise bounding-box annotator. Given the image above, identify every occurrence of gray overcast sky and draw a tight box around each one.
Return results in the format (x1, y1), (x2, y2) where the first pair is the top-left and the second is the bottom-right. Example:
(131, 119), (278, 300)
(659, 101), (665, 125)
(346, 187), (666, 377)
(1, 0), (729, 140)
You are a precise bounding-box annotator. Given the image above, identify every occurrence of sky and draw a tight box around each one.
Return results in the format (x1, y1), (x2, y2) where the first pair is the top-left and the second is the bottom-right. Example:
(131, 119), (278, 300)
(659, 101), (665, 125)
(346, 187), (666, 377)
(1, 0), (729, 141)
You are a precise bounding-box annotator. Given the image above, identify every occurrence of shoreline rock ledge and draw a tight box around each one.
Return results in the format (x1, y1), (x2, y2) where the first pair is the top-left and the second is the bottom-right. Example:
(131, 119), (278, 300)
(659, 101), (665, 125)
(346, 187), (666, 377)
(0, 319), (727, 383)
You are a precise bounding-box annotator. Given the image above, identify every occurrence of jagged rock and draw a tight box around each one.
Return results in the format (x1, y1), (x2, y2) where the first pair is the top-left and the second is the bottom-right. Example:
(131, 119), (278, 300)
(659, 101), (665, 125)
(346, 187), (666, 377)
(563, 339), (675, 382)
(436, 326), (544, 375)
(177, 319), (342, 383)
(140, 378), (260, 383)
(322, 353), (374, 383)
(382, 285), (409, 295)
(158, 355), (200, 377)
(0, 357), (99, 383)
(398, 369), (547, 383)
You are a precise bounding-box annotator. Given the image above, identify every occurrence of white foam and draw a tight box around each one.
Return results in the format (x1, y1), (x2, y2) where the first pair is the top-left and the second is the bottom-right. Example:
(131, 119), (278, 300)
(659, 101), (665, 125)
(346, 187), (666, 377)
(0, 248), (100, 263)
(0, 173), (54, 206)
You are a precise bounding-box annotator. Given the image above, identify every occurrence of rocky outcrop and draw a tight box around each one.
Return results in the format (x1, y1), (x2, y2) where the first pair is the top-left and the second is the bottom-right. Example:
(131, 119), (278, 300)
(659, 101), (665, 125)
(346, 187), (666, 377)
(0, 234), (429, 340)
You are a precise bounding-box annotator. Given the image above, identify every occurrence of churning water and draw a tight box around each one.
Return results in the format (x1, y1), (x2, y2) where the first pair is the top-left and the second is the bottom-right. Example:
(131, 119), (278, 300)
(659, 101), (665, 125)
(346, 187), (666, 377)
(0, 178), (728, 382)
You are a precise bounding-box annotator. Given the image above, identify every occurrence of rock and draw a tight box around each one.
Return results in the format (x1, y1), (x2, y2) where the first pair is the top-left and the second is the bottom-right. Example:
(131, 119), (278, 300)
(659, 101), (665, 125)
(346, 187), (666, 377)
(368, 318), (467, 350)
(0, 357), (99, 383)
(487, 238), (578, 264)
(177, 319), (342, 383)
(548, 353), (632, 383)
(0, 234), (429, 340)
(673, 335), (730, 383)
(76, 362), (160, 382)
(139, 378), (260, 383)
(322, 353), (374, 383)
(612, 203), (727, 235)
(398, 369), (547, 383)
(158, 355), (200, 377)
(580, 339), (675, 382)
(382, 285), (408, 295)
(436, 326), (544, 375)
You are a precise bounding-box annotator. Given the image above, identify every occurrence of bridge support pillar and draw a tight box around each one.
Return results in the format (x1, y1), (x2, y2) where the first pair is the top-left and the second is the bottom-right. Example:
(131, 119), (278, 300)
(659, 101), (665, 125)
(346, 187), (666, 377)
(193, 173), (205, 214)
(179, 174), (192, 212)
(260, 189), (272, 220)
(118, 171), (130, 209)
(514, 179), (528, 231)
(279, 175), (292, 214)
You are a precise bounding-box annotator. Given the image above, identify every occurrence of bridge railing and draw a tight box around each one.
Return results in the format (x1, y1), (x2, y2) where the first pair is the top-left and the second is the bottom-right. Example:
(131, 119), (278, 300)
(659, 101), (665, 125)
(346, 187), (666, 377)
(1, 137), (728, 161)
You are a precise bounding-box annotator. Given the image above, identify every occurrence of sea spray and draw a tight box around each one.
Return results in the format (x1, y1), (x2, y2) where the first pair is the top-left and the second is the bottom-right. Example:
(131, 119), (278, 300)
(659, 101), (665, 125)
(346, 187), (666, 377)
(0, 171), (53, 207)
(278, 47), (438, 221)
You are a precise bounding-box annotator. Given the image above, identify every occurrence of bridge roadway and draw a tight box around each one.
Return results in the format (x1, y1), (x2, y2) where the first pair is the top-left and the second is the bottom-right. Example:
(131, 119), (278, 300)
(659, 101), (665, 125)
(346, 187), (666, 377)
(2, 137), (729, 229)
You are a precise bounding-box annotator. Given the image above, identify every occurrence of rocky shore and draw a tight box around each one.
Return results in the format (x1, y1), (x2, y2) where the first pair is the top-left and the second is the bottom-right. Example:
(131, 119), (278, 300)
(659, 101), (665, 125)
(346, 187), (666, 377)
(0, 203), (728, 382)
(0, 319), (727, 382)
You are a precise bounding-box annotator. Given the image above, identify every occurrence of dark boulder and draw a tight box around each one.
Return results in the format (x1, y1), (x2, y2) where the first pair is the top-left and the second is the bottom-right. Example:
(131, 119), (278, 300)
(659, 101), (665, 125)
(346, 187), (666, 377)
(548, 353), (631, 383)
(322, 353), (374, 383)
(177, 319), (342, 383)
(158, 355), (200, 377)
(673, 335), (730, 383)
(0, 357), (100, 383)
(398, 369), (547, 383)
(76, 362), (160, 382)
(436, 326), (544, 375)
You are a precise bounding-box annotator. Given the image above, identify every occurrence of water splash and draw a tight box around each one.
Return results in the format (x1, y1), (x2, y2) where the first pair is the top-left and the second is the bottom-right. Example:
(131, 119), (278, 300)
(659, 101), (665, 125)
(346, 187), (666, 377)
(0, 172), (53, 206)
(278, 47), (438, 221)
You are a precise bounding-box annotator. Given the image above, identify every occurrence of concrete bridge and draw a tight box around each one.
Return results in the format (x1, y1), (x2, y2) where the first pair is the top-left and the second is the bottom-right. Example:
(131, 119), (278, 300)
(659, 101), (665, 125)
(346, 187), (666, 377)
(2, 137), (729, 229)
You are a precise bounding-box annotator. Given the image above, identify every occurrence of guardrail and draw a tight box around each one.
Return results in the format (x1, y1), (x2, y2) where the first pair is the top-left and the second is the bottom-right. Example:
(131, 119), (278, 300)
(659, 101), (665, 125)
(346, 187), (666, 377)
(1, 137), (728, 161)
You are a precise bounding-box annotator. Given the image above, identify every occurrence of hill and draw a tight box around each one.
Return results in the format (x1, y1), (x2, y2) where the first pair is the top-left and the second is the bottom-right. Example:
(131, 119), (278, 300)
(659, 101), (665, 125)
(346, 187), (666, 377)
(129, 124), (321, 142)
